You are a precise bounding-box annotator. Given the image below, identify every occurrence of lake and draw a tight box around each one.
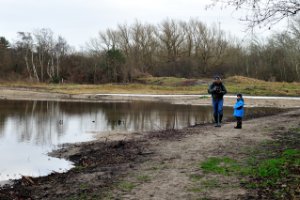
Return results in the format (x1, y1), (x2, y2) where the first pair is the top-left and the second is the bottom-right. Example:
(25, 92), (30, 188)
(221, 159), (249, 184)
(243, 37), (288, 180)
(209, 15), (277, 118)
(0, 99), (273, 182)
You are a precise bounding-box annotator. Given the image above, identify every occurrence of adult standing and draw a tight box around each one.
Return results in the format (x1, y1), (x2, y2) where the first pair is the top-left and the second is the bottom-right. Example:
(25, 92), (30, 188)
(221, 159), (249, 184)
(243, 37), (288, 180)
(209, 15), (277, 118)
(208, 76), (227, 127)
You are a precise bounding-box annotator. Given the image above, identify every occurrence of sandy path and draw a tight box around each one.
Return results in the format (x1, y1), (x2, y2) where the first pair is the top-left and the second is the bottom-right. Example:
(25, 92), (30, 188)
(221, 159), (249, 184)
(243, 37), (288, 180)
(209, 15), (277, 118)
(113, 109), (300, 200)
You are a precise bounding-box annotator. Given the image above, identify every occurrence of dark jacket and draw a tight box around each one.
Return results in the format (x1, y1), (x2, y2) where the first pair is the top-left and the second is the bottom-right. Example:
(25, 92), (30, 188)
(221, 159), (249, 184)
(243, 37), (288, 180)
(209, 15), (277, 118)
(208, 82), (227, 100)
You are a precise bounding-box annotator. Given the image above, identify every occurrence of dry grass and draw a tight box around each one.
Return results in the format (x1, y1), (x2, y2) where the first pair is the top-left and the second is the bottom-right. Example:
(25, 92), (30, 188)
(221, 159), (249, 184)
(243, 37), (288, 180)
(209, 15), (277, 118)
(0, 76), (299, 96)
(224, 76), (300, 96)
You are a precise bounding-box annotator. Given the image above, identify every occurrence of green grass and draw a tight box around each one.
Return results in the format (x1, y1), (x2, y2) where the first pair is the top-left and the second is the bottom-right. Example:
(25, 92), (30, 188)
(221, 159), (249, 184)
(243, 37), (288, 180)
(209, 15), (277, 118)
(290, 127), (300, 133)
(200, 149), (300, 188)
(117, 181), (136, 192)
(136, 174), (151, 182)
(79, 183), (89, 190)
(73, 165), (86, 172)
(200, 157), (240, 175)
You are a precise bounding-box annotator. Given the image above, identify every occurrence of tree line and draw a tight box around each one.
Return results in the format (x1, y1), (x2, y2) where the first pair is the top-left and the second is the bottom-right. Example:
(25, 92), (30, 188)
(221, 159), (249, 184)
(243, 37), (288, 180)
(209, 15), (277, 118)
(1, 18), (300, 83)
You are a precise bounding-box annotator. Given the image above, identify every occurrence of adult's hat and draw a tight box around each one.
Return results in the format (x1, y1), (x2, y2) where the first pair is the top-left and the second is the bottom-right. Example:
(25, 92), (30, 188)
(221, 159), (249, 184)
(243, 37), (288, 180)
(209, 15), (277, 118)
(214, 76), (221, 80)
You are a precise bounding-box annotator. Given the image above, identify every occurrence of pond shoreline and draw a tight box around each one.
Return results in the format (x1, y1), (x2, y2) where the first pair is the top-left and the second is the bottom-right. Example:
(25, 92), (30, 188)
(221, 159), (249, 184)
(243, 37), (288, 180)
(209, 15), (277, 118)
(1, 88), (300, 107)
(0, 107), (299, 199)
(0, 88), (299, 199)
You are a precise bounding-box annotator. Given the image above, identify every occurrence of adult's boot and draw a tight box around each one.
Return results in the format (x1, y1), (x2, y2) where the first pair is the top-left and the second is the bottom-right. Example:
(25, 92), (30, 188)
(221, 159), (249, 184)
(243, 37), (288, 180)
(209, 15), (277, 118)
(219, 114), (223, 123)
(214, 114), (218, 124)
(214, 114), (221, 127)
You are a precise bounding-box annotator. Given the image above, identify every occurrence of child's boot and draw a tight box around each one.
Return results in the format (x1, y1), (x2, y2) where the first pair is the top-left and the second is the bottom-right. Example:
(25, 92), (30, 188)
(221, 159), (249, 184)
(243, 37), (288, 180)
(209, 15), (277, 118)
(234, 120), (242, 129)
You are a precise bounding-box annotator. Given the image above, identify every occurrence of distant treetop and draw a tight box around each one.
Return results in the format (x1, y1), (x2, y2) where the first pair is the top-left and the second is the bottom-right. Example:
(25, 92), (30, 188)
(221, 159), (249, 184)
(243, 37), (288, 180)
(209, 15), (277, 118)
(210, 0), (300, 28)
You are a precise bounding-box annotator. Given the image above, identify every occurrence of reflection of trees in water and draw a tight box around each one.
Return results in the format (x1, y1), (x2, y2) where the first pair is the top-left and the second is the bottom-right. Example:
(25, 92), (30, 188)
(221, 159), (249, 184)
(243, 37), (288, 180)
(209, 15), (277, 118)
(93, 102), (214, 131)
(0, 112), (6, 138)
(0, 100), (66, 145)
(54, 101), (215, 132)
(0, 100), (215, 144)
(0, 100), (269, 146)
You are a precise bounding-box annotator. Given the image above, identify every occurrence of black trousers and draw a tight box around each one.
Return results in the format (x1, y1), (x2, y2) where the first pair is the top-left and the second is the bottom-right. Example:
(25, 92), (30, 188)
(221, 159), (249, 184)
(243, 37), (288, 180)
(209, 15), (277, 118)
(236, 117), (242, 127)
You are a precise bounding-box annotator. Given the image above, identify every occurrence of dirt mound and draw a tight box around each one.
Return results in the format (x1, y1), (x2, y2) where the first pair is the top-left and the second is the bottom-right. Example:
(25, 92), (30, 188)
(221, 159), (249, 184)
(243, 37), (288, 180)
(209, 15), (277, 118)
(225, 76), (266, 84)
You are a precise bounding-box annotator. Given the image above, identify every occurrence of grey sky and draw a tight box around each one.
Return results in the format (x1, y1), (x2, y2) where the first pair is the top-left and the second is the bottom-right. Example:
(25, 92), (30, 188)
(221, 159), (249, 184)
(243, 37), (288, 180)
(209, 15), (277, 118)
(0, 0), (285, 49)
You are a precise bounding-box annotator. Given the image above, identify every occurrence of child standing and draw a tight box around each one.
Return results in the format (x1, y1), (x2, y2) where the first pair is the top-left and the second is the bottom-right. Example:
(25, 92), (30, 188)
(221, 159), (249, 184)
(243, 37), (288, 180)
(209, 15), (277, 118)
(233, 93), (244, 129)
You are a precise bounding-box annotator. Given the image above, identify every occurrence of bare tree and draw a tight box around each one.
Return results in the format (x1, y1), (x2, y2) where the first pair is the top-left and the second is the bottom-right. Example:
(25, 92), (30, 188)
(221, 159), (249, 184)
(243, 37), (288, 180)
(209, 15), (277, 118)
(54, 36), (69, 79)
(191, 20), (228, 74)
(17, 32), (39, 81)
(158, 19), (184, 62)
(181, 21), (194, 58)
(131, 21), (158, 73)
(211, 0), (300, 28)
(117, 24), (131, 57)
(99, 29), (119, 50)
(290, 17), (300, 81)
(34, 28), (54, 81)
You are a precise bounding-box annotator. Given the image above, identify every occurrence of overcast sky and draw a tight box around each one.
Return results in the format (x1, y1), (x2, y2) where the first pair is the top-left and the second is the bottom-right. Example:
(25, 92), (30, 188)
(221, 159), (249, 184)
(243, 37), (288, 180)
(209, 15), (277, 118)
(0, 0), (286, 49)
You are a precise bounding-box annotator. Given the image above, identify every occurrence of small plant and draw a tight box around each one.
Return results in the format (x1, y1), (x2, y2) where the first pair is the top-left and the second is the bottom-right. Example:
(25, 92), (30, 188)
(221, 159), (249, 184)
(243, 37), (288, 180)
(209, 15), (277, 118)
(118, 181), (136, 192)
(201, 179), (220, 188)
(257, 158), (286, 178)
(136, 174), (151, 182)
(200, 157), (240, 175)
(79, 183), (89, 190)
(73, 165), (86, 172)
(189, 174), (204, 182)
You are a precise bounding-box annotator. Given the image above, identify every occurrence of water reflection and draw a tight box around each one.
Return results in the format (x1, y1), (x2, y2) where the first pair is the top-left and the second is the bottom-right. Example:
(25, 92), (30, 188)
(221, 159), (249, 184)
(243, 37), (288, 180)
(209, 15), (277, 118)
(0, 99), (269, 182)
(0, 100), (216, 146)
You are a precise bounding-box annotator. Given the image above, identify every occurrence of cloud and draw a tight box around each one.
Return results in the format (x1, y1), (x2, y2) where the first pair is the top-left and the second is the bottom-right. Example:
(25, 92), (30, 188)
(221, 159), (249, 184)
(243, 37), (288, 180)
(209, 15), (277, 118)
(0, 0), (283, 48)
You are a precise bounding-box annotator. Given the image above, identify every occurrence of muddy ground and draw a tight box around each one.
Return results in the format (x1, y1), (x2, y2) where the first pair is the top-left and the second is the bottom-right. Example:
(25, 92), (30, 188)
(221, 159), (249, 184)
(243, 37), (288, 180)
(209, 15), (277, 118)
(0, 88), (299, 199)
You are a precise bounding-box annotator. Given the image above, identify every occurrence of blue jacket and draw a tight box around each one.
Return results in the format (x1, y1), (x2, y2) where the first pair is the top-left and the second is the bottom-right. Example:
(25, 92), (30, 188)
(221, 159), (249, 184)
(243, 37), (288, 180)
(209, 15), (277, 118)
(233, 99), (244, 117)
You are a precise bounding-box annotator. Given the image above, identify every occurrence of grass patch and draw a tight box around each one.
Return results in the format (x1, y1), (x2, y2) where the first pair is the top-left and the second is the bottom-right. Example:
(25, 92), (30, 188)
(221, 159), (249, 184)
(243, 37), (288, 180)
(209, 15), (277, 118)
(199, 149), (300, 199)
(200, 157), (240, 175)
(200, 149), (300, 189)
(148, 163), (169, 171)
(290, 127), (300, 133)
(117, 181), (136, 192)
(79, 183), (89, 190)
(136, 174), (151, 182)
(73, 165), (86, 172)
(189, 174), (205, 182)
(187, 187), (203, 193)
(201, 179), (221, 188)
(187, 177), (223, 195)
(197, 126), (300, 199)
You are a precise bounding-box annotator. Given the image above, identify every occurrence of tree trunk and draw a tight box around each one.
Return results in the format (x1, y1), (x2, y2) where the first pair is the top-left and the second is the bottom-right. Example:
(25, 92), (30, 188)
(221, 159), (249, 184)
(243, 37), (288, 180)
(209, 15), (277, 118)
(24, 56), (32, 80)
(31, 51), (39, 82)
(295, 63), (300, 81)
